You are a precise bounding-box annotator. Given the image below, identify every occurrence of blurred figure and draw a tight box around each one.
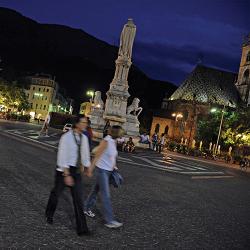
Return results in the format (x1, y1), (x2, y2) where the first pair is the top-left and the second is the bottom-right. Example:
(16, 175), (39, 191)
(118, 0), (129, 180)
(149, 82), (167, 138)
(39, 112), (51, 137)
(125, 137), (135, 153)
(139, 133), (150, 144)
(117, 135), (126, 151)
(45, 114), (91, 236)
(83, 117), (93, 148)
(158, 133), (166, 153)
(103, 120), (110, 138)
(151, 132), (158, 151)
(84, 125), (123, 229)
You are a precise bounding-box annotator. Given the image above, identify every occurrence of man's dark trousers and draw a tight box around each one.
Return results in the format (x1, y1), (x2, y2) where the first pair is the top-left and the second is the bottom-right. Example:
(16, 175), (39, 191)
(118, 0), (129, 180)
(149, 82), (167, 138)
(45, 167), (88, 234)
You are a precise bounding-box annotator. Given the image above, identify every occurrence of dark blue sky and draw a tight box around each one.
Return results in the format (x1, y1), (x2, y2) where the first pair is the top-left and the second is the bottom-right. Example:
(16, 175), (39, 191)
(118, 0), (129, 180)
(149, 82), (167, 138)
(1, 0), (250, 85)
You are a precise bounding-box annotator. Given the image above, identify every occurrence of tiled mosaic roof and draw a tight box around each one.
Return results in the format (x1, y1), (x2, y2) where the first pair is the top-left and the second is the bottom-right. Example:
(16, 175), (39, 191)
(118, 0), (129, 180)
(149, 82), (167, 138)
(169, 65), (240, 107)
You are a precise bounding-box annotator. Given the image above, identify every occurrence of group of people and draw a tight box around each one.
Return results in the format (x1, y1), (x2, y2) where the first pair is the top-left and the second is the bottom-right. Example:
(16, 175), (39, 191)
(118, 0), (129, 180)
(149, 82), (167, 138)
(139, 132), (166, 153)
(45, 115), (123, 236)
(117, 136), (135, 152)
(151, 132), (166, 153)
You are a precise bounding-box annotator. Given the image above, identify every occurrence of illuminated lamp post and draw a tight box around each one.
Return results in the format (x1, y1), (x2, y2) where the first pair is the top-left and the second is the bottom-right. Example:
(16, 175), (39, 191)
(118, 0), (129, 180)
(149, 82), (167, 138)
(172, 112), (183, 140)
(210, 105), (226, 155)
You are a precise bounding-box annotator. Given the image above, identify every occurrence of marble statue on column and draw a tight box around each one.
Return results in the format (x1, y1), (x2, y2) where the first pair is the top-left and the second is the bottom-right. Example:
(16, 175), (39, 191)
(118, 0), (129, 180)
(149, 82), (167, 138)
(90, 19), (142, 136)
(104, 19), (136, 123)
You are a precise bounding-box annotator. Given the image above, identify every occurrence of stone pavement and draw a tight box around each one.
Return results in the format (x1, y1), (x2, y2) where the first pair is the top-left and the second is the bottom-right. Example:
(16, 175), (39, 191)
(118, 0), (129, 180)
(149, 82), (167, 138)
(1, 132), (250, 249)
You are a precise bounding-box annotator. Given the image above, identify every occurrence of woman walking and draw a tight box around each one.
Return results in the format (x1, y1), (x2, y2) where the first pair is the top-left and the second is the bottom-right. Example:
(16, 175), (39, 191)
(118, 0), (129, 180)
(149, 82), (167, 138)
(84, 125), (123, 229)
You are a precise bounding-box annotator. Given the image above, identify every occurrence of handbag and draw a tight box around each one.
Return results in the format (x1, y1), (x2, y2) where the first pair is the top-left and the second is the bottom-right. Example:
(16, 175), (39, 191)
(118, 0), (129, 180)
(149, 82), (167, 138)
(109, 169), (124, 188)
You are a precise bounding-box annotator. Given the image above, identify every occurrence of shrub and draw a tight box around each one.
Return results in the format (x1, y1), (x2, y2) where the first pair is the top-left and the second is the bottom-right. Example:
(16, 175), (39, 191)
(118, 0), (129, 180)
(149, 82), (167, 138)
(168, 141), (177, 151)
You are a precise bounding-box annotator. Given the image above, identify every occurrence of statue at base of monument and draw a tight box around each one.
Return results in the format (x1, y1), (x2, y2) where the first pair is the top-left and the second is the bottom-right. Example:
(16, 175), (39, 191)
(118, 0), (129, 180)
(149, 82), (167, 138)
(126, 98), (143, 117)
(93, 91), (104, 110)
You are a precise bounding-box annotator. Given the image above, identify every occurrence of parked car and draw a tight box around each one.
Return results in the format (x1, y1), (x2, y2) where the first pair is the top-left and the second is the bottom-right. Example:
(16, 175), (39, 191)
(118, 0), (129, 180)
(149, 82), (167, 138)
(63, 123), (72, 133)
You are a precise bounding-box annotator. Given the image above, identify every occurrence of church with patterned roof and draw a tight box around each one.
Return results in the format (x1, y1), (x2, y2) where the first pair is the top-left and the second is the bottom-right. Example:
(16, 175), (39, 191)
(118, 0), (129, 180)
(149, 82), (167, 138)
(150, 34), (250, 144)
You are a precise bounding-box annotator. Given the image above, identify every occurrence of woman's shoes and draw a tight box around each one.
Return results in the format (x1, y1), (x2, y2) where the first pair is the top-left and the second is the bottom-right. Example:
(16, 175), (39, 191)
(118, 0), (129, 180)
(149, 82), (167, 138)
(104, 221), (123, 229)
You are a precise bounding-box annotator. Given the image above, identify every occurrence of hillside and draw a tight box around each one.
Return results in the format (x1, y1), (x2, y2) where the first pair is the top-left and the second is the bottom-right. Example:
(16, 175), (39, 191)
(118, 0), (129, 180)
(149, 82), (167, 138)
(0, 7), (177, 110)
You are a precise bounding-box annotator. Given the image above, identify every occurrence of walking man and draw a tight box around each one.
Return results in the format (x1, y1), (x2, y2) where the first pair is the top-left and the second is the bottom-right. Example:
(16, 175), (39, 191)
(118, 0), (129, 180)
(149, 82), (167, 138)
(45, 114), (91, 236)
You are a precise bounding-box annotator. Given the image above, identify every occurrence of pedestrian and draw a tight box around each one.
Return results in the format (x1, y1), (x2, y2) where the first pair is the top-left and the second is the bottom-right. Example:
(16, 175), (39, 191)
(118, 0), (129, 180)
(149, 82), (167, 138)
(83, 117), (93, 148)
(103, 120), (110, 138)
(84, 125), (123, 229)
(151, 132), (158, 151)
(39, 112), (51, 137)
(45, 114), (91, 236)
(124, 137), (135, 153)
(158, 133), (165, 153)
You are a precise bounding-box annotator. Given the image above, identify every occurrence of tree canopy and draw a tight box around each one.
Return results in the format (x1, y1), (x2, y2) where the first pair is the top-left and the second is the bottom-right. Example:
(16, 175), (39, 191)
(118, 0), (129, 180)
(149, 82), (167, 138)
(0, 79), (30, 111)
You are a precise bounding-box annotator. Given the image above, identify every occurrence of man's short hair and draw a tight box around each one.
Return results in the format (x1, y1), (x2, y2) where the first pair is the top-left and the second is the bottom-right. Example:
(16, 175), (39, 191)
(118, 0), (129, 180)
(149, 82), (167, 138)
(72, 114), (85, 128)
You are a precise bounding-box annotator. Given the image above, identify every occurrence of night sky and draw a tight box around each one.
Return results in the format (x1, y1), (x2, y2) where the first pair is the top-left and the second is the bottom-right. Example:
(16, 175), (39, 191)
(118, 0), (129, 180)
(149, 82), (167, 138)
(1, 0), (250, 85)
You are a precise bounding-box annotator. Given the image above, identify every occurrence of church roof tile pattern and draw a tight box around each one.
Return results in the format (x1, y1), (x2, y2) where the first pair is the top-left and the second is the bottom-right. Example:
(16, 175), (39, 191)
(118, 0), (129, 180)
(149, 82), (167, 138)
(170, 65), (240, 107)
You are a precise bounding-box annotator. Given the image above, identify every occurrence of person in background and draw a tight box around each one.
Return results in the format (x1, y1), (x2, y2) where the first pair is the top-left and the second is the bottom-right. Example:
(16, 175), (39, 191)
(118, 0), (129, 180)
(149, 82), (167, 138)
(39, 112), (51, 137)
(84, 125), (123, 229)
(151, 132), (158, 151)
(117, 135), (126, 151)
(83, 117), (93, 149)
(158, 133), (166, 153)
(139, 133), (150, 144)
(103, 120), (110, 138)
(45, 114), (91, 236)
(125, 137), (135, 153)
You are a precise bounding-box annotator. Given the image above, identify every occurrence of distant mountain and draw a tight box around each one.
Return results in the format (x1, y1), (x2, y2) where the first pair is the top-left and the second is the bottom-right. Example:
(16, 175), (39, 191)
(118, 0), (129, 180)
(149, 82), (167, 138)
(0, 7), (177, 111)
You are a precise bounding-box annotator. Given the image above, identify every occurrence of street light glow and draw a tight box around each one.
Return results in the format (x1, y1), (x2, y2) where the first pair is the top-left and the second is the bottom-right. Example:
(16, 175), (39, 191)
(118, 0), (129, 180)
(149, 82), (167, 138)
(211, 108), (217, 113)
(86, 90), (94, 97)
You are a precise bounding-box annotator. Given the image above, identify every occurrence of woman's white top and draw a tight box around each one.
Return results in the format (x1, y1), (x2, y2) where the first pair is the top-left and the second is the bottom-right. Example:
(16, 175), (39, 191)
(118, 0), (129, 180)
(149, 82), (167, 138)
(96, 135), (118, 171)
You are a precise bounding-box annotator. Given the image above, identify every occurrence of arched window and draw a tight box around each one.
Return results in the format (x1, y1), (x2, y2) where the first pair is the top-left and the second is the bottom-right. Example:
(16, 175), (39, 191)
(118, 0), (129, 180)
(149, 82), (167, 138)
(246, 52), (250, 62)
(155, 123), (160, 133)
(164, 125), (169, 135)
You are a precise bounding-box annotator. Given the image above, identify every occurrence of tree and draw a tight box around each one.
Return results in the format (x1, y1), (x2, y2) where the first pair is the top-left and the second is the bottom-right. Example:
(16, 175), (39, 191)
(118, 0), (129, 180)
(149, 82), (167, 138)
(196, 107), (250, 147)
(0, 80), (30, 112)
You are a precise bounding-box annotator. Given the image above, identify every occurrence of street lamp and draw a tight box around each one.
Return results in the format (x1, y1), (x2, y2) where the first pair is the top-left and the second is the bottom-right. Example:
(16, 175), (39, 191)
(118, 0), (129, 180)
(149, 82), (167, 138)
(211, 105), (226, 155)
(172, 112), (183, 140)
(86, 90), (95, 111)
(86, 90), (94, 102)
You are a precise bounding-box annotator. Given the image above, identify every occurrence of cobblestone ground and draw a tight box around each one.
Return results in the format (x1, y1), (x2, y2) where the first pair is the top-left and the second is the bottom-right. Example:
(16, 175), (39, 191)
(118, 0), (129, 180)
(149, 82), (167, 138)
(0, 134), (250, 249)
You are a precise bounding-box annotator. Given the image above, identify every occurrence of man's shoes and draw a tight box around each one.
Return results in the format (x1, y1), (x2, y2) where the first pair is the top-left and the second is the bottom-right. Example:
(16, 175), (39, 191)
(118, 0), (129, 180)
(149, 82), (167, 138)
(104, 221), (123, 229)
(46, 217), (53, 224)
(84, 210), (96, 218)
(77, 230), (92, 236)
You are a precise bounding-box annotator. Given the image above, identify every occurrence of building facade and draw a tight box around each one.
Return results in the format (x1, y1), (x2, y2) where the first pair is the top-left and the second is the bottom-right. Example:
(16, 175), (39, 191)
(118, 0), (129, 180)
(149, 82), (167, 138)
(25, 74), (58, 119)
(25, 74), (73, 119)
(150, 64), (241, 145)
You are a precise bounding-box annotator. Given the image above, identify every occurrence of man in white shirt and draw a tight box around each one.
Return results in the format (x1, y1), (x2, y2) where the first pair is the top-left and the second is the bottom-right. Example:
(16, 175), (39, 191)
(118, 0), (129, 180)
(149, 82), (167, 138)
(45, 114), (91, 236)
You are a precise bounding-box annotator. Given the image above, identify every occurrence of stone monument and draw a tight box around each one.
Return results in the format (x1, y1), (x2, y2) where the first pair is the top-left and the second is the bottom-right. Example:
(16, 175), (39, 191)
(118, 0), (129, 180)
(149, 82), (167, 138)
(89, 19), (142, 136)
